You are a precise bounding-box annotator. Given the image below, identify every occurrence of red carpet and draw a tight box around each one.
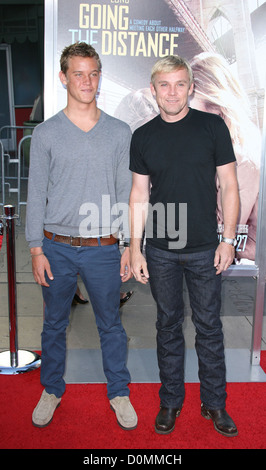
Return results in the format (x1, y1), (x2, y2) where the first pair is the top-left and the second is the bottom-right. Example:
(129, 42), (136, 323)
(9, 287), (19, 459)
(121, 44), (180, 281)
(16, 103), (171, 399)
(0, 352), (265, 456)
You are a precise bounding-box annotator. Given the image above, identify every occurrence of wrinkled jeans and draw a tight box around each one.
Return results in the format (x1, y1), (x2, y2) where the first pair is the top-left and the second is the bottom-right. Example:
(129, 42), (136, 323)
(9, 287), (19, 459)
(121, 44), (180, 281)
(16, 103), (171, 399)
(146, 244), (226, 410)
(41, 234), (131, 399)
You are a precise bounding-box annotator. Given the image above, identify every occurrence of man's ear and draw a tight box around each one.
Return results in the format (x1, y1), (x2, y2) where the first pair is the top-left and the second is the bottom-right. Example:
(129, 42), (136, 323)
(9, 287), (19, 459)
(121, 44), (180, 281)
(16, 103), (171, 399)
(59, 70), (67, 86)
(150, 82), (156, 98)
(188, 82), (194, 97)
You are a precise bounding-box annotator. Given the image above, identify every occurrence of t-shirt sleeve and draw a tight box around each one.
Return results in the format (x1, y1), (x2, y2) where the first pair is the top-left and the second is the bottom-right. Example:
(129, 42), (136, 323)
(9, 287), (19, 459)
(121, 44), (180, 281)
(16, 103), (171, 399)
(215, 118), (236, 167)
(129, 130), (149, 175)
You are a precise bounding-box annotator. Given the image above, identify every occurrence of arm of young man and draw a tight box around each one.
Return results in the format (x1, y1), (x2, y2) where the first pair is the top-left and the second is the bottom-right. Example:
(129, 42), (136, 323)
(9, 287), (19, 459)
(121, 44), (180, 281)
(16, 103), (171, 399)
(214, 162), (240, 274)
(129, 172), (150, 284)
(114, 124), (133, 283)
(26, 128), (53, 287)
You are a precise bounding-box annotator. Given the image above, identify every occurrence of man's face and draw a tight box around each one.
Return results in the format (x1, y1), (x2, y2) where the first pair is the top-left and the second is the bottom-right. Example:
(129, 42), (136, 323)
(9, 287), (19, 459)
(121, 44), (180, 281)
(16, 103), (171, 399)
(150, 67), (194, 122)
(59, 56), (101, 107)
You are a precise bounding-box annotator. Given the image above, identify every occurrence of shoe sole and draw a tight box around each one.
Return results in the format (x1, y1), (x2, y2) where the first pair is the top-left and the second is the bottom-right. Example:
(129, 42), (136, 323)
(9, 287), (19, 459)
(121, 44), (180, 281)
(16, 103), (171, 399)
(110, 405), (137, 431)
(32, 402), (61, 428)
(154, 423), (175, 435)
(201, 409), (238, 437)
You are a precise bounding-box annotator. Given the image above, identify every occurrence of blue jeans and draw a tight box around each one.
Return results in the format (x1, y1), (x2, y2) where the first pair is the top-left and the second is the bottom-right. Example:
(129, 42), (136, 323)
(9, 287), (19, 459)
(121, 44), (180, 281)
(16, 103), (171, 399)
(146, 244), (226, 410)
(41, 235), (131, 399)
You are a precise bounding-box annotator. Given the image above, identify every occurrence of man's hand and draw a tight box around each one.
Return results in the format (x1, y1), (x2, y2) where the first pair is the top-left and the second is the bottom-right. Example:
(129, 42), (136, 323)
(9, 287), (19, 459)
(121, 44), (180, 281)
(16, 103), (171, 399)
(120, 247), (133, 282)
(30, 248), (54, 287)
(214, 242), (235, 275)
(130, 249), (149, 284)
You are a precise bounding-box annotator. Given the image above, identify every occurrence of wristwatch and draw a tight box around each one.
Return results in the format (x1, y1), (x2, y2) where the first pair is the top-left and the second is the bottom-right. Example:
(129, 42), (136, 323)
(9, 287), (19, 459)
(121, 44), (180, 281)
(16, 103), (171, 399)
(221, 236), (237, 247)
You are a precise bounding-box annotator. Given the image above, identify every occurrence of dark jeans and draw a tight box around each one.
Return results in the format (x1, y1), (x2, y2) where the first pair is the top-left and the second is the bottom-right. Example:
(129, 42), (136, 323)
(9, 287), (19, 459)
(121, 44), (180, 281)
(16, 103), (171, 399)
(146, 244), (226, 410)
(41, 235), (131, 399)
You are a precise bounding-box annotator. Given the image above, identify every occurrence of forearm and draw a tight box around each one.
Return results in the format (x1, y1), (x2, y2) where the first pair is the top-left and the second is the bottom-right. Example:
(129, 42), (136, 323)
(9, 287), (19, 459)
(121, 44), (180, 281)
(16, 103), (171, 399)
(214, 163), (240, 274)
(217, 162), (239, 239)
(129, 190), (149, 253)
(220, 184), (239, 238)
(128, 173), (150, 283)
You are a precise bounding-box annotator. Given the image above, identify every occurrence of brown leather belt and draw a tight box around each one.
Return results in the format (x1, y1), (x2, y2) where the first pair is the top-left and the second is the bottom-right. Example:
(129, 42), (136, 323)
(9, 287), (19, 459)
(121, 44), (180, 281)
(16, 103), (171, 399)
(44, 230), (118, 247)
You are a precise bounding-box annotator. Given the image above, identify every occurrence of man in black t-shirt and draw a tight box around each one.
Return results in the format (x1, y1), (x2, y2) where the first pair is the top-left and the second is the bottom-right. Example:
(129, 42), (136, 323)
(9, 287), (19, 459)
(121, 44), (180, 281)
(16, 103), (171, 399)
(129, 55), (239, 437)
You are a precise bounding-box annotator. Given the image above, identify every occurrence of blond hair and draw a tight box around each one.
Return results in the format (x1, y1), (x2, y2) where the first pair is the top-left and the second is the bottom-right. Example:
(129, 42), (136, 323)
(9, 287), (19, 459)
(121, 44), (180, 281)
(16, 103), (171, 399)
(190, 52), (261, 166)
(151, 55), (193, 87)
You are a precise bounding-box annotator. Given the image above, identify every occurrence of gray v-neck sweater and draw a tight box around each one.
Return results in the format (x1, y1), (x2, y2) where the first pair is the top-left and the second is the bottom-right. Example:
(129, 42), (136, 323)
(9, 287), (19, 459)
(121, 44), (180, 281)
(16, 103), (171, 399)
(26, 110), (132, 248)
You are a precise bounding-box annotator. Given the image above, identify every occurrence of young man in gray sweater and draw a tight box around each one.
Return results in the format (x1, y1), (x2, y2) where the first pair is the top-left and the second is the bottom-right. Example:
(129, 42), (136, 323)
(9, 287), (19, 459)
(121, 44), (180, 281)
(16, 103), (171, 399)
(26, 42), (137, 430)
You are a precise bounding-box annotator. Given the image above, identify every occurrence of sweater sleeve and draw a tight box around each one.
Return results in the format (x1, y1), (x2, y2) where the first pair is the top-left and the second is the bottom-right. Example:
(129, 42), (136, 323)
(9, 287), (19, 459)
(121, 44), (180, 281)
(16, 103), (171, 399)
(25, 126), (50, 248)
(115, 125), (132, 243)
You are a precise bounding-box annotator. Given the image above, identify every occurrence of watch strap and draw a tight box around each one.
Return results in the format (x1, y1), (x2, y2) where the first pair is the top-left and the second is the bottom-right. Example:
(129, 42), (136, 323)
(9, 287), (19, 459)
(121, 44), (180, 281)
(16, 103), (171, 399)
(221, 236), (236, 246)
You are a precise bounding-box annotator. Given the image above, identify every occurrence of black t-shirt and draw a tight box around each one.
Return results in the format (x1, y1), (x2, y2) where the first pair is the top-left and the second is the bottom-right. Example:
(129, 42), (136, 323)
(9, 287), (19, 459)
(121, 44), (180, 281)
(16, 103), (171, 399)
(130, 108), (236, 253)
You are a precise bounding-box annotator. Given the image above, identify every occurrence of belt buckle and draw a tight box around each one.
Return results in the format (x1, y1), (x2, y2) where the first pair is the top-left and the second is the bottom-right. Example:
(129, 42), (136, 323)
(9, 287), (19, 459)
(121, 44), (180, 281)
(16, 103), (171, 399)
(70, 236), (82, 247)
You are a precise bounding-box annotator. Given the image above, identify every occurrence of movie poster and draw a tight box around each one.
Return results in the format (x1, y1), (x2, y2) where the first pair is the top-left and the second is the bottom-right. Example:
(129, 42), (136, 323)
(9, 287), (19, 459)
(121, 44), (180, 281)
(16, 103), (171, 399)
(49, 0), (266, 265)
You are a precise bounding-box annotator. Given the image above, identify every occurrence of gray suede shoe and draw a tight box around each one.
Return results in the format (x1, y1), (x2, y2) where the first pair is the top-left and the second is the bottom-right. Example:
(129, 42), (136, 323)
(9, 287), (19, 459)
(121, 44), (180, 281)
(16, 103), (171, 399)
(110, 396), (138, 430)
(32, 390), (61, 428)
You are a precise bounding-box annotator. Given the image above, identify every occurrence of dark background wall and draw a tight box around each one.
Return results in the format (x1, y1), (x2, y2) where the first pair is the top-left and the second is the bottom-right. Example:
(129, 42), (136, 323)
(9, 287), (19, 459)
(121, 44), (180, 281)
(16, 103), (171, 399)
(0, 0), (44, 125)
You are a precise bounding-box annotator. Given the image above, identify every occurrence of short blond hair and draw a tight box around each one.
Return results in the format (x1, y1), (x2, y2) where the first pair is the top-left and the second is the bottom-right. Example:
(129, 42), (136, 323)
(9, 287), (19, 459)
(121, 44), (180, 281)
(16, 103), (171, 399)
(151, 55), (193, 87)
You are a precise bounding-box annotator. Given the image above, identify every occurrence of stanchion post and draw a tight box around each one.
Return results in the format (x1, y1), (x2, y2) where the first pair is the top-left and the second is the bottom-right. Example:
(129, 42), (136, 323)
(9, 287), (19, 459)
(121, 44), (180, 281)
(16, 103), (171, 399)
(5, 205), (19, 367)
(0, 204), (41, 374)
